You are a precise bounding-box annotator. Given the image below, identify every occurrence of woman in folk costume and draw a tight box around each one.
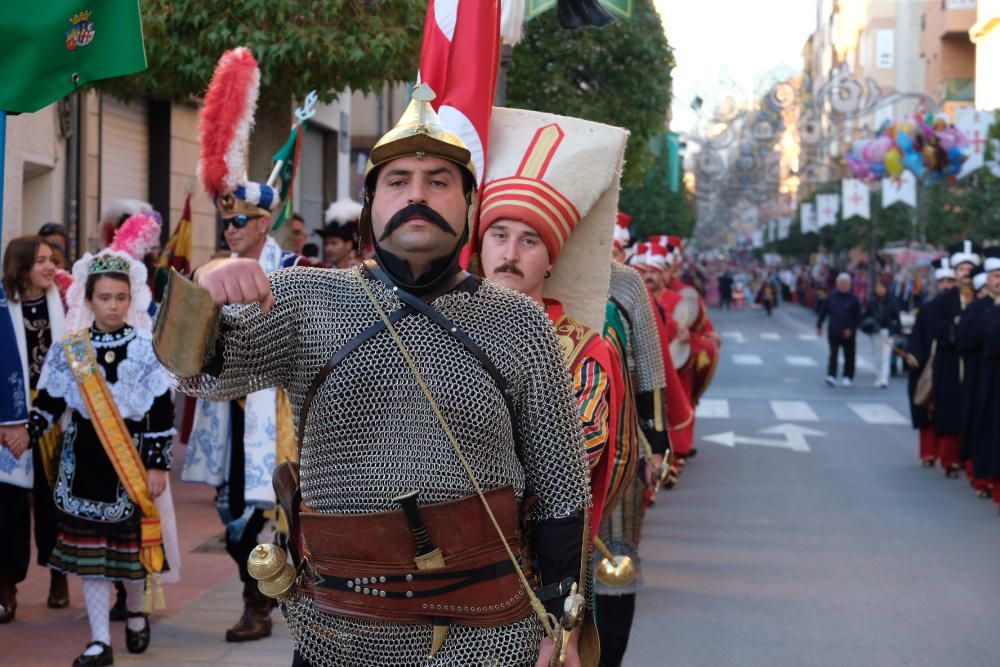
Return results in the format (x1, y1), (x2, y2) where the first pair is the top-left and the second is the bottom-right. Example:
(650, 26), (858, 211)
(27, 246), (175, 667)
(0, 235), (67, 621)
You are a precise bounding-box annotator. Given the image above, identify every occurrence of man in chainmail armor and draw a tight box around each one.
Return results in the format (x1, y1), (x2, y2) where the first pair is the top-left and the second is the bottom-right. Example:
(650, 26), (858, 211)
(595, 259), (671, 666)
(154, 77), (591, 667)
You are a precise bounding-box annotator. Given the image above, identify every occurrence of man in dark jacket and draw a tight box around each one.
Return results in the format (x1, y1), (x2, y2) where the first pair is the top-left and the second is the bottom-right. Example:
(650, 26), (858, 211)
(817, 273), (862, 387)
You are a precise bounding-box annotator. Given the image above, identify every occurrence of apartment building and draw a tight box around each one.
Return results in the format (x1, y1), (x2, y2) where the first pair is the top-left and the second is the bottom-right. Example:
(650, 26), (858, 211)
(2, 85), (409, 268)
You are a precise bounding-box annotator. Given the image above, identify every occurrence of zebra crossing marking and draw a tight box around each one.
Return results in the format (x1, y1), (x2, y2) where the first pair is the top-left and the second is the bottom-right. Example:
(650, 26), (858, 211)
(732, 354), (763, 366)
(696, 398), (730, 418)
(760, 332), (781, 340)
(770, 400), (819, 422)
(848, 403), (908, 425)
(785, 356), (818, 367)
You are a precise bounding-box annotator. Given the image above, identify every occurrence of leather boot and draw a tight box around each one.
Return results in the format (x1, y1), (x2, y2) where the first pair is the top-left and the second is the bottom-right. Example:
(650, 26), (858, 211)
(224, 581), (273, 642)
(47, 569), (70, 608)
(0, 572), (17, 623)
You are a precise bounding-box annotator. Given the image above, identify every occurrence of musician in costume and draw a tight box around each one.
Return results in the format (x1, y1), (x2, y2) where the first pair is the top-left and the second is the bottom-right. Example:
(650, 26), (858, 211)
(180, 48), (306, 643)
(926, 240), (981, 478)
(666, 237), (719, 411)
(155, 68), (591, 666)
(27, 249), (174, 666)
(599, 258), (671, 666)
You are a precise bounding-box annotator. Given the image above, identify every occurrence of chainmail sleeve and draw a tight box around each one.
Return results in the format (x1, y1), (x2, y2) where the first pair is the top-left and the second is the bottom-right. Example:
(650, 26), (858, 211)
(609, 261), (666, 394)
(507, 294), (592, 522)
(172, 268), (301, 400)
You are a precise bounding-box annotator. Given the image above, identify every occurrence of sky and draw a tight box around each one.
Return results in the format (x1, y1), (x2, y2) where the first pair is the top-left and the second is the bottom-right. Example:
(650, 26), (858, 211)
(654, 0), (817, 133)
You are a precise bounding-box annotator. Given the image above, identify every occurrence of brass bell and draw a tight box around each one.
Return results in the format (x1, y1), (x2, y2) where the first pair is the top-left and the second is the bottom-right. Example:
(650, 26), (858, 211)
(593, 537), (637, 588)
(247, 543), (296, 601)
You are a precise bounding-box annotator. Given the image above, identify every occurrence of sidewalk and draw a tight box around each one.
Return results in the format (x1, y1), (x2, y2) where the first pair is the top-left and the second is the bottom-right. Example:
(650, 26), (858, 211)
(0, 447), (293, 666)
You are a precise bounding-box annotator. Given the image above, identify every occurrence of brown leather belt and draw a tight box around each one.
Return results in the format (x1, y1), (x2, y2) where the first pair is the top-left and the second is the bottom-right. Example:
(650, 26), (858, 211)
(298, 486), (532, 627)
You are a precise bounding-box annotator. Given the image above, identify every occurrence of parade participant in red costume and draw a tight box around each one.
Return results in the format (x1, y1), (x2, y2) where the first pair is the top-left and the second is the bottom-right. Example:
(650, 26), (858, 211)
(666, 237), (720, 412)
(641, 243), (695, 463)
(477, 107), (629, 537)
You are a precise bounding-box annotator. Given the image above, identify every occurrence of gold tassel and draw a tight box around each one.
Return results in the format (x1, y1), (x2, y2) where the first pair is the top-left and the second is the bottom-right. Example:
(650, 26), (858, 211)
(153, 573), (166, 611)
(142, 575), (153, 614)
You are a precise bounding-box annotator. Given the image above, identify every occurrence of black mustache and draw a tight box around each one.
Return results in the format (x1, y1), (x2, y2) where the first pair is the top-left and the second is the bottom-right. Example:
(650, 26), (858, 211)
(379, 204), (455, 241)
(494, 262), (524, 278)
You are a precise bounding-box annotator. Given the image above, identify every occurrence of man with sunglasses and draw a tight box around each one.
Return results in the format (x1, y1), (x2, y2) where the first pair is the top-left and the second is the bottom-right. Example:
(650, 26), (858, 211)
(184, 174), (309, 644)
(156, 79), (590, 667)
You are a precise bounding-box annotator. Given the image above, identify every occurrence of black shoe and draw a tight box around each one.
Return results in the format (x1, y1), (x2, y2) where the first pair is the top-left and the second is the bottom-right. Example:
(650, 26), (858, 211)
(945, 465), (961, 479)
(109, 582), (127, 622)
(921, 459), (935, 468)
(47, 570), (70, 609)
(125, 612), (151, 654)
(976, 488), (991, 499)
(72, 642), (113, 667)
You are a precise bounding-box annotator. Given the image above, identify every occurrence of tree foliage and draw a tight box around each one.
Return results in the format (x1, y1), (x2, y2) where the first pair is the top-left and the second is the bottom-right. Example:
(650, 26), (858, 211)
(508, 0), (674, 185)
(97, 0), (425, 103)
(619, 136), (695, 239)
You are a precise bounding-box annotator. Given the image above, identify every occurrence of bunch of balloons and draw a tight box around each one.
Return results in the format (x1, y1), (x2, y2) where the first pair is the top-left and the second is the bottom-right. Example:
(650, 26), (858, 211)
(845, 112), (970, 183)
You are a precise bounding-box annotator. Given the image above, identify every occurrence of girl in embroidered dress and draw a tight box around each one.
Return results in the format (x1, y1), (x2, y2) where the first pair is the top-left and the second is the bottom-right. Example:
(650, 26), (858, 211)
(28, 250), (174, 667)
(0, 235), (67, 621)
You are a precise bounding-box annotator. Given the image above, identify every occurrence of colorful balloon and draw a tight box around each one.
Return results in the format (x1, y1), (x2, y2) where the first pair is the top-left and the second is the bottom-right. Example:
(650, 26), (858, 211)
(885, 148), (903, 177)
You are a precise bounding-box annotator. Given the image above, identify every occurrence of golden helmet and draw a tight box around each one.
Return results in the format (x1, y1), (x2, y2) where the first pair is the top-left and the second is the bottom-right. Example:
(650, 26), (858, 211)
(364, 84), (476, 186)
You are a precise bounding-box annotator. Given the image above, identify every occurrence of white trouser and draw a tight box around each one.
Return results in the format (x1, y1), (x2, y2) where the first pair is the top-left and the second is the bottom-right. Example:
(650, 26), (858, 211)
(871, 328), (891, 385)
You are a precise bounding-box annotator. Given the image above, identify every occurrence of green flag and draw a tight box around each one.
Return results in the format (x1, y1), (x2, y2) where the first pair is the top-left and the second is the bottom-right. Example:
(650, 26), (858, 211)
(0, 1), (146, 113)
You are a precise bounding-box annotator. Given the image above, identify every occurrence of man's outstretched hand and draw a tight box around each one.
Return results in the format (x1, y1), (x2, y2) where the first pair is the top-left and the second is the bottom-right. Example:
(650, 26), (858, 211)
(194, 258), (275, 314)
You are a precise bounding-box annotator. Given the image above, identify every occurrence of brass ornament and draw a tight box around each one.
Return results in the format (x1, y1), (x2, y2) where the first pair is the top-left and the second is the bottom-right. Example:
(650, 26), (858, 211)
(104, 350), (115, 364)
(592, 536), (636, 588)
(247, 543), (296, 601)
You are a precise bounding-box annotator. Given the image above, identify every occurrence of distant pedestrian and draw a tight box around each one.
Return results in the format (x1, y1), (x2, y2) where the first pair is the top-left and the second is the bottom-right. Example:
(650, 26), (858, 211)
(719, 271), (733, 310)
(864, 280), (901, 388)
(817, 273), (862, 387)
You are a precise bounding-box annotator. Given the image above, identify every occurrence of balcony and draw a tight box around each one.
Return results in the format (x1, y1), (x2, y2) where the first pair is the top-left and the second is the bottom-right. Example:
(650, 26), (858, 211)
(941, 1), (977, 37)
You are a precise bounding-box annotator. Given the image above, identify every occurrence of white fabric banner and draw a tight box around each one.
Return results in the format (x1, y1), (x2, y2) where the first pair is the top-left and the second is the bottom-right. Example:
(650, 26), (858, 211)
(816, 194), (839, 228)
(751, 229), (764, 248)
(955, 108), (996, 179)
(800, 202), (817, 233)
(768, 220), (778, 242)
(778, 216), (792, 240)
(841, 178), (871, 220)
(882, 171), (917, 208)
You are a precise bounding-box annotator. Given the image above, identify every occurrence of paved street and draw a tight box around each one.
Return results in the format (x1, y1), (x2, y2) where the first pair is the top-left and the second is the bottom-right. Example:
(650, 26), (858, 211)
(628, 302), (1000, 667)
(4, 302), (999, 666)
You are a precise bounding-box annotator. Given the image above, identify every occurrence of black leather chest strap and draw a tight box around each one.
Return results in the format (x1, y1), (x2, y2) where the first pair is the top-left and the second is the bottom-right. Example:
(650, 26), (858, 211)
(365, 262), (519, 437)
(296, 263), (519, 453)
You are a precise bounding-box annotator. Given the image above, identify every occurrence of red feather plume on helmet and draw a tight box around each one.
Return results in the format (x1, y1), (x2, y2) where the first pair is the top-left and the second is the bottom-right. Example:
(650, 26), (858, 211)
(197, 47), (261, 201)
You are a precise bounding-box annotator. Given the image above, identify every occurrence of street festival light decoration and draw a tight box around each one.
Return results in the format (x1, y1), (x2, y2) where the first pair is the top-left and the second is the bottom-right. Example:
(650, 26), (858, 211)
(685, 63), (993, 253)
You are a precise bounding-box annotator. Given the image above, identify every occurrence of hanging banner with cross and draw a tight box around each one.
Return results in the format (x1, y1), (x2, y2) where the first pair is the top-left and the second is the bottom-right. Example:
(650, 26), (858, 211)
(841, 178), (870, 220)
(955, 109), (995, 180)
(816, 194), (839, 228)
(882, 171), (917, 208)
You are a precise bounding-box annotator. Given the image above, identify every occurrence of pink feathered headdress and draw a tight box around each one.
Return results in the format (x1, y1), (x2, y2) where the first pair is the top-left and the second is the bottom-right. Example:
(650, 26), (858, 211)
(112, 213), (161, 260)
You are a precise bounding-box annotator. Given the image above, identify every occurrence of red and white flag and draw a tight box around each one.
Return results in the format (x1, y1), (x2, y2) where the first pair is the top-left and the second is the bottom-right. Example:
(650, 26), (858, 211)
(419, 0), (503, 185)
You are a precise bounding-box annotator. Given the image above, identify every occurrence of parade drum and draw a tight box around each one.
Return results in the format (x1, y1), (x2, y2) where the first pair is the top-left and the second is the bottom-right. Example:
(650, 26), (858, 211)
(670, 294), (698, 369)
(669, 339), (691, 370)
